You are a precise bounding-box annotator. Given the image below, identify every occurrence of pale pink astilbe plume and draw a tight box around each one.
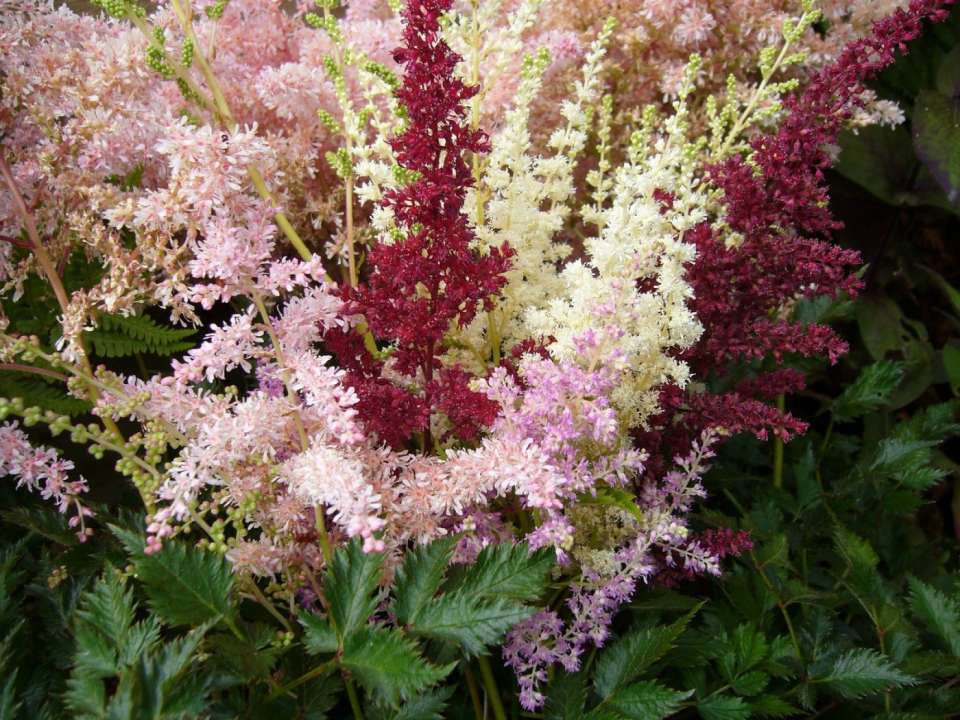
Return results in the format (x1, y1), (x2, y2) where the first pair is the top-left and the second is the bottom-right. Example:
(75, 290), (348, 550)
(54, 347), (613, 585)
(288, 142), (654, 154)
(288, 350), (364, 444)
(0, 420), (93, 540)
(255, 257), (330, 296)
(187, 209), (278, 307)
(226, 537), (287, 577)
(281, 443), (386, 552)
(473, 329), (646, 551)
(104, 374), (234, 436)
(255, 62), (338, 124)
(274, 285), (348, 354)
(144, 119), (279, 226)
(146, 391), (300, 549)
(343, 0), (395, 22)
(546, 0), (909, 106)
(0, 1), (175, 294)
(171, 309), (264, 384)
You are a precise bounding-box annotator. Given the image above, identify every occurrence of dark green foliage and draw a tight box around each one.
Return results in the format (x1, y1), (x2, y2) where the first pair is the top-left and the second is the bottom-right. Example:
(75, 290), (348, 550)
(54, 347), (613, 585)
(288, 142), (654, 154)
(299, 538), (551, 709)
(340, 626), (452, 706)
(85, 313), (196, 358)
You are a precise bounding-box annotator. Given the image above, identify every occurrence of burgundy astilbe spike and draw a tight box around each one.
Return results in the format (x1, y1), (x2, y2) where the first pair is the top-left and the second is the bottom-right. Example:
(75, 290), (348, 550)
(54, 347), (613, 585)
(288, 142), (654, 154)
(648, 0), (955, 457)
(335, 0), (513, 447)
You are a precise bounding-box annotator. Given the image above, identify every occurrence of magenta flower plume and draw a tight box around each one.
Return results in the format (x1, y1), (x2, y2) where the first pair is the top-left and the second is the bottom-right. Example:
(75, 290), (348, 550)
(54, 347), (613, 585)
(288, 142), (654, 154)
(335, 0), (512, 448)
(644, 0), (956, 465)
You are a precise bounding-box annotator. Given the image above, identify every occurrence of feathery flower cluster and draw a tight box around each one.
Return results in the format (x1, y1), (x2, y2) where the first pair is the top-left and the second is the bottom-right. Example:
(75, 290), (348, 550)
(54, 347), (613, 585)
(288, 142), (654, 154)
(639, 0), (956, 468)
(1, 0), (952, 706)
(546, 0), (911, 114)
(504, 431), (736, 710)
(0, 418), (92, 539)
(337, 0), (512, 448)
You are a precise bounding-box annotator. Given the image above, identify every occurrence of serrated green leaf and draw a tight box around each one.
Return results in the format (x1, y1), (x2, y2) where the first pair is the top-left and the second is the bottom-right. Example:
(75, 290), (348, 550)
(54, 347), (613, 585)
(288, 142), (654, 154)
(0, 375), (91, 416)
(134, 542), (234, 627)
(909, 577), (960, 657)
(545, 672), (587, 720)
(698, 694), (750, 720)
(581, 486), (645, 523)
(74, 571), (135, 659)
(747, 695), (799, 718)
(0, 668), (20, 720)
(207, 630), (283, 681)
(454, 542), (553, 603)
(834, 528), (879, 572)
(832, 361), (904, 422)
(1, 507), (79, 546)
(410, 592), (533, 656)
(594, 605), (702, 698)
(384, 686), (453, 720)
(606, 681), (692, 719)
(730, 624), (769, 676)
(326, 539), (383, 639)
(812, 649), (916, 699)
(393, 538), (455, 625)
(732, 671), (770, 697)
(300, 613), (339, 655)
(340, 626), (453, 707)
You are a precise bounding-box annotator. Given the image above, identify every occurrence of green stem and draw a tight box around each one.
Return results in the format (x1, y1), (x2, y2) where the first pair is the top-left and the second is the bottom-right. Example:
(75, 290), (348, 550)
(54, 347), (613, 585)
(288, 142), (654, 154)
(345, 674), (365, 720)
(248, 581), (292, 632)
(751, 550), (801, 656)
(773, 394), (785, 489)
(223, 614), (246, 642)
(315, 506), (334, 566)
(477, 655), (507, 720)
(267, 659), (336, 701)
(464, 665), (486, 720)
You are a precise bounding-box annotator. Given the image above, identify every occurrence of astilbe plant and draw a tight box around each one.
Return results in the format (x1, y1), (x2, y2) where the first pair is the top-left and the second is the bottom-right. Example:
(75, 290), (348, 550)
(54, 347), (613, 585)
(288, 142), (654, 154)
(637, 0), (957, 483)
(334, 0), (512, 449)
(0, 0), (955, 714)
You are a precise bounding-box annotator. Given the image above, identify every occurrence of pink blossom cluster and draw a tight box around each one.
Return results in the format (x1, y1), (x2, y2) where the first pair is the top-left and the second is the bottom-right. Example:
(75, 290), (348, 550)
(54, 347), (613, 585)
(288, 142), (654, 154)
(546, 0), (910, 106)
(0, 0), (953, 704)
(504, 432), (740, 710)
(0, 420), (93, 540)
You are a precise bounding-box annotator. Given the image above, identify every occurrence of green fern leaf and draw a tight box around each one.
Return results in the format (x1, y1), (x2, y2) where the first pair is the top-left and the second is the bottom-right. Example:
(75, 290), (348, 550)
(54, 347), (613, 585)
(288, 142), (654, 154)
(909, 577), (960, 657)
(86, 313), (196, 358)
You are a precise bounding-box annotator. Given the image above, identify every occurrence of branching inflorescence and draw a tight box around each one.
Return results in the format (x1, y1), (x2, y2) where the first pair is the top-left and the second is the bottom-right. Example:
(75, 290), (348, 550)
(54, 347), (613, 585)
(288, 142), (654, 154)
(1, 0), (954, 711)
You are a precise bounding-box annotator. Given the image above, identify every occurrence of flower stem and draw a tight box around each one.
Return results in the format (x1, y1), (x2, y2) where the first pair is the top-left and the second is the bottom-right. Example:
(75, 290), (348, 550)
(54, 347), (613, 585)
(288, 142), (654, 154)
(345, 675), (365, 720)
(0, 152), (123, 441)
(477, 655), (507, 720)
(267, 659), (336, 701)
(773, 394), (785, 489)
(464, 664), (486, 720)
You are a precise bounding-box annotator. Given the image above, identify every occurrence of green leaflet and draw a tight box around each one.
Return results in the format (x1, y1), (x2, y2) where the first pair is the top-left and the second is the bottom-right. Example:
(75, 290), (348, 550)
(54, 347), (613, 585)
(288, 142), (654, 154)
(811, 649), (916, 700)
(451, 541), (554, 602)
(407, 591), (533, 657)
(594, 605), (702, 698)
(132, 541), (235, 628)
(85, 313), (196, 358)
(325, 539), (383, 639)
(340, 626), (453, 707)
(831, 361), (904, 422)
(606, 681), (692, 720)
(909, 577), (960, 658)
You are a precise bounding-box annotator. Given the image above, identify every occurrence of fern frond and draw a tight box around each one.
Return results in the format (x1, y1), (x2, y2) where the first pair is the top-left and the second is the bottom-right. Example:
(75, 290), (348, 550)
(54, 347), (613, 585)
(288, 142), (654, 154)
(86, 314), (196, 358)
